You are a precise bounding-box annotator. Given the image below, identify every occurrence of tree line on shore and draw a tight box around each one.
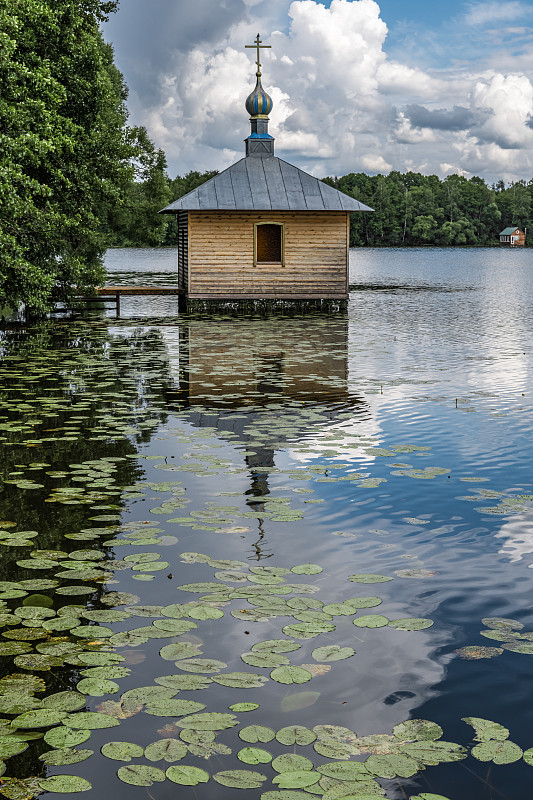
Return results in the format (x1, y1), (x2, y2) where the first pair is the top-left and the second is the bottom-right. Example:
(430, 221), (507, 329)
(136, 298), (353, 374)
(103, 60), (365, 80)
(2, 0), (531, 314)
(116, 167), (533, 249)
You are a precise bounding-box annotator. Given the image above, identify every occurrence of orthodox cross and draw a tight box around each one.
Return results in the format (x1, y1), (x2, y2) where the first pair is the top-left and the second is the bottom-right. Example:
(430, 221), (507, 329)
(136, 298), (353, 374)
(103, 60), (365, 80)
(245, 33), (271, 77)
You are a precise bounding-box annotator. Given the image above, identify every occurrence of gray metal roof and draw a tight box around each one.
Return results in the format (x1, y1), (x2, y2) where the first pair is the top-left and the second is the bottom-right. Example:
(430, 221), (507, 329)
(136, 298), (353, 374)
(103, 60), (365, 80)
(160, 156), (373, 213)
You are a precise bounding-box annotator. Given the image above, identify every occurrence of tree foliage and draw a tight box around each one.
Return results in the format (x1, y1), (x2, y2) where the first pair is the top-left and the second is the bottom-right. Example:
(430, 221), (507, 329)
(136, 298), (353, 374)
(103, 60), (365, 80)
(324, 171), (532, 247)
(0, 0), (142, 313)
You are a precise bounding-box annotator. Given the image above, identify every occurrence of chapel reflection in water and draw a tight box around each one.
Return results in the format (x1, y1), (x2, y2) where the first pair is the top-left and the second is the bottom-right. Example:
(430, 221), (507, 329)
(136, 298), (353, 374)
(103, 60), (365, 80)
(163, 314), (372, 559)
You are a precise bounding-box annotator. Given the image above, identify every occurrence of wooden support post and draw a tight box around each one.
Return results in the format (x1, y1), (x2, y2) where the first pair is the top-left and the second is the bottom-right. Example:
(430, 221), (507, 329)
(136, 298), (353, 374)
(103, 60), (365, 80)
(116, 291), (121, 318)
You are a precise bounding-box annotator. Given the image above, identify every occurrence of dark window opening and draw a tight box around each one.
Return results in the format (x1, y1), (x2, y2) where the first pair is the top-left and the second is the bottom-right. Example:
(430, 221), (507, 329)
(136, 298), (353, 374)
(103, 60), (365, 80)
(256, 224), (282, 263)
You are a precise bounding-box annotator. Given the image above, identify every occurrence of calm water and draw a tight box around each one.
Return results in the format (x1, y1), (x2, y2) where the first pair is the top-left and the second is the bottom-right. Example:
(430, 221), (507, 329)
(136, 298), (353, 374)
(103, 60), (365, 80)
(0, 246), (532, 799)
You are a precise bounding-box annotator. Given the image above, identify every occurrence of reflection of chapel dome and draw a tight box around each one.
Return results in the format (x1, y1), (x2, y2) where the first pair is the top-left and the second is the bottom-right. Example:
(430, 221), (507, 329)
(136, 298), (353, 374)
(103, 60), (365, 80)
(245, 77), (273, 117)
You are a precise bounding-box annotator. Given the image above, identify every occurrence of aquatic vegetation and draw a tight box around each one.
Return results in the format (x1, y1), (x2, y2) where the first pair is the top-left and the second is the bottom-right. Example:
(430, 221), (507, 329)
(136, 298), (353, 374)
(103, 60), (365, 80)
(0, 312), (531, 800)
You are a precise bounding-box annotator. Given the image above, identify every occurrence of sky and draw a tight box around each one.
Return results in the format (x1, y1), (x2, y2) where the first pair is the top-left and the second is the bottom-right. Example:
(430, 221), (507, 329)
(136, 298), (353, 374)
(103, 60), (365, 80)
(102, 0), (533, 183)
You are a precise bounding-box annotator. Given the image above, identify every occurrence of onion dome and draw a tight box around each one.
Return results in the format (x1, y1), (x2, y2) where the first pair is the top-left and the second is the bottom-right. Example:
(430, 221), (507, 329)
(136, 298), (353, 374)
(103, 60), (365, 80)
(245, 76), (273, 118)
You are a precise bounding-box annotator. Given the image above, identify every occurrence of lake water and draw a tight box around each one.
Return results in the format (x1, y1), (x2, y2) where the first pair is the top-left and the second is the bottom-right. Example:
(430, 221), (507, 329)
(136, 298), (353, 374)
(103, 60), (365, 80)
(0, 246), (532, 799)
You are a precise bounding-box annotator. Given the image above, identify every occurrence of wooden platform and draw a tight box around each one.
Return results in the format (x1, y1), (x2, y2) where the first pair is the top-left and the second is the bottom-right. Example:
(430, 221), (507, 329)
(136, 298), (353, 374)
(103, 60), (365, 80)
(73, 286), (184, 317)
(95, 286), (183, 296)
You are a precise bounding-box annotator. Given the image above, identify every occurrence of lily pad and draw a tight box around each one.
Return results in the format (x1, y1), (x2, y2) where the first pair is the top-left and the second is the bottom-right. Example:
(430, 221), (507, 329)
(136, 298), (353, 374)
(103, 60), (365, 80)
(66, 712), (120, 730)
(144, 738), (187, 762)
(388, 618), (434, 631)
(117, 765), (166, 786)
(39, 748), (93, 766)
(270, 666), (312, 685)
(165, 765), (209, 785)
(276, 725), (317, 745)
(290, 564), (323, 575)
(38, 776), (91, 793)
(213, 770), (266, 788)
(239, 725), (276, 743)
(353, 615), (389, 628)
(177, 712), (238, 730)
(11, 710), (66, 729)
(273, 771), (320, 789)
(472, 739), (522, 764)
(76, 678), (119, 697)
(230, 703), (260, 712)
(238, 747), (273, 764)
(311, 645), (355, 662)
(348, 574), (393, 583)
(44, 727), (91, 748)
(100, 741), (144, 761)
(213, 672), (268, 689)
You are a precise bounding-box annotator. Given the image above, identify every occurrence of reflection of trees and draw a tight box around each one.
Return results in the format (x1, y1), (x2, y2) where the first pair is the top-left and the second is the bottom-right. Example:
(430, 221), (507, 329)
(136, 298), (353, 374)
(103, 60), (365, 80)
(0, 321), (176, 781)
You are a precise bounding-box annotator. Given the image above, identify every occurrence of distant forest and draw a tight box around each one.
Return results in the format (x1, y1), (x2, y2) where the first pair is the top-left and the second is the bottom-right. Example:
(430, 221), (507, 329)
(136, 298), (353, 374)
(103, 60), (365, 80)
(107, 167), (532, 248)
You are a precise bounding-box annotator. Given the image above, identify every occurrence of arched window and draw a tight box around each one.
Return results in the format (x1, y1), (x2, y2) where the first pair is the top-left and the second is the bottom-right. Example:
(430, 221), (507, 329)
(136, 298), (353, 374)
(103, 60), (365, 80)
(254, 222), (284, 265)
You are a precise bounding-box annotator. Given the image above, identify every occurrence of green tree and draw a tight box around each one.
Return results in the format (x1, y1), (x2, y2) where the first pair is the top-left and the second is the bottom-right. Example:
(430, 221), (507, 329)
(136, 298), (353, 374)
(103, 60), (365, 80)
(0, 0), (140, 314)
(412, 214), (438, 243)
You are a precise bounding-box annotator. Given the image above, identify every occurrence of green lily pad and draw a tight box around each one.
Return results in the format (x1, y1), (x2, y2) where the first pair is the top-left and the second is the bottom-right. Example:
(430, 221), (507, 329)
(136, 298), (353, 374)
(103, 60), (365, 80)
(11, 710), (66, 729)
(39, 748), (93, 766)
(38, 776), (92, 793)
(76, 678), (119, 697)
(272, 754), (314, 772)
(270, 666), (312, 685)
(175, 658), (226, 674)
(276, 726), (317, 745)
(185, 605), (224, 620)
(42, 692), (87, 712)
(177, 712), (238, 730)
(312, 645), (355, 662)
(213, 672), (268, 689)
(239, 725), (276, 743)
(388, 618), (434, 631)
(144, 738), (188, 762)
(462, 717), (509, 741)
(241, 651), (290, 668)
(0, 739), (28, 757)
(165, 765), (210, 784)
(348, 574), (393, 583)
(117, 765), (166, 786)
(252, 639), (301, 654)
(282, 622), (335, 639)
(155, 674), (211, 691)
(365, 753), (419, 778)
(100, 741), (144, 761)
(145, 699), (206, 716)
(44, 727), (91, 748)
(66, 712), (120, 729)
(78, 652), (125, 666)
(238, 747), (272, 764)
(472, 739), (522, 764)
(159, 642), (202, 661)
(273, 771), (320, 789)
(213, 770), (266, 788)
(353, 615), (389, 628)
(230, 703), (259, 712)
(290, 564), (323, 575)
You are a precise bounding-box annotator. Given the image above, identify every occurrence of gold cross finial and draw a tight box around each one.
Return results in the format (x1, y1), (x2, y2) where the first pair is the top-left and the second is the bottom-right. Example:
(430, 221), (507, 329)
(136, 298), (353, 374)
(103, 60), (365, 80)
(245, 33), (271, 78)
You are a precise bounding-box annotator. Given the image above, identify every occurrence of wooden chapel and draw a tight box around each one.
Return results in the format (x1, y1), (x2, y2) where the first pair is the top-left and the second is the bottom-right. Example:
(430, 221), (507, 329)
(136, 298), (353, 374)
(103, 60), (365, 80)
(160, 35), (372, 305)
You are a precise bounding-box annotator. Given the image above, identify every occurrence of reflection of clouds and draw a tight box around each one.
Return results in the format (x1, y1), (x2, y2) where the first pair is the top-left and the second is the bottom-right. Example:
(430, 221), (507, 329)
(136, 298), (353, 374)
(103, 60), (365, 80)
(495, 512), (533, 563)
(289, 414), (383, 463)
(314, 597), (450, 740)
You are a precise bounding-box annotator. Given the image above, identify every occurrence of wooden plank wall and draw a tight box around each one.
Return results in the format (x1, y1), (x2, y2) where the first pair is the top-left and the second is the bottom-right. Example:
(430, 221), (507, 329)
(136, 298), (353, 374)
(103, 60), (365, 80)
(187, 211), (348, 299)
(177, 211), (188, 290)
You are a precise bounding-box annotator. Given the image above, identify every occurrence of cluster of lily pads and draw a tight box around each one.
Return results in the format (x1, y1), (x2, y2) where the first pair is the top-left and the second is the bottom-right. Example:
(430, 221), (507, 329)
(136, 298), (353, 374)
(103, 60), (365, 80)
(0, 317), (531, 800)
(0, 545), (528, 799)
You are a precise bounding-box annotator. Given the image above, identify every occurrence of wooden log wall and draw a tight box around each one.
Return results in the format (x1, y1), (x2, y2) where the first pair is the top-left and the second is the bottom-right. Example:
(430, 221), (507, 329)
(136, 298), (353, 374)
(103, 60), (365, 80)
(187, 211), (349, 299)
